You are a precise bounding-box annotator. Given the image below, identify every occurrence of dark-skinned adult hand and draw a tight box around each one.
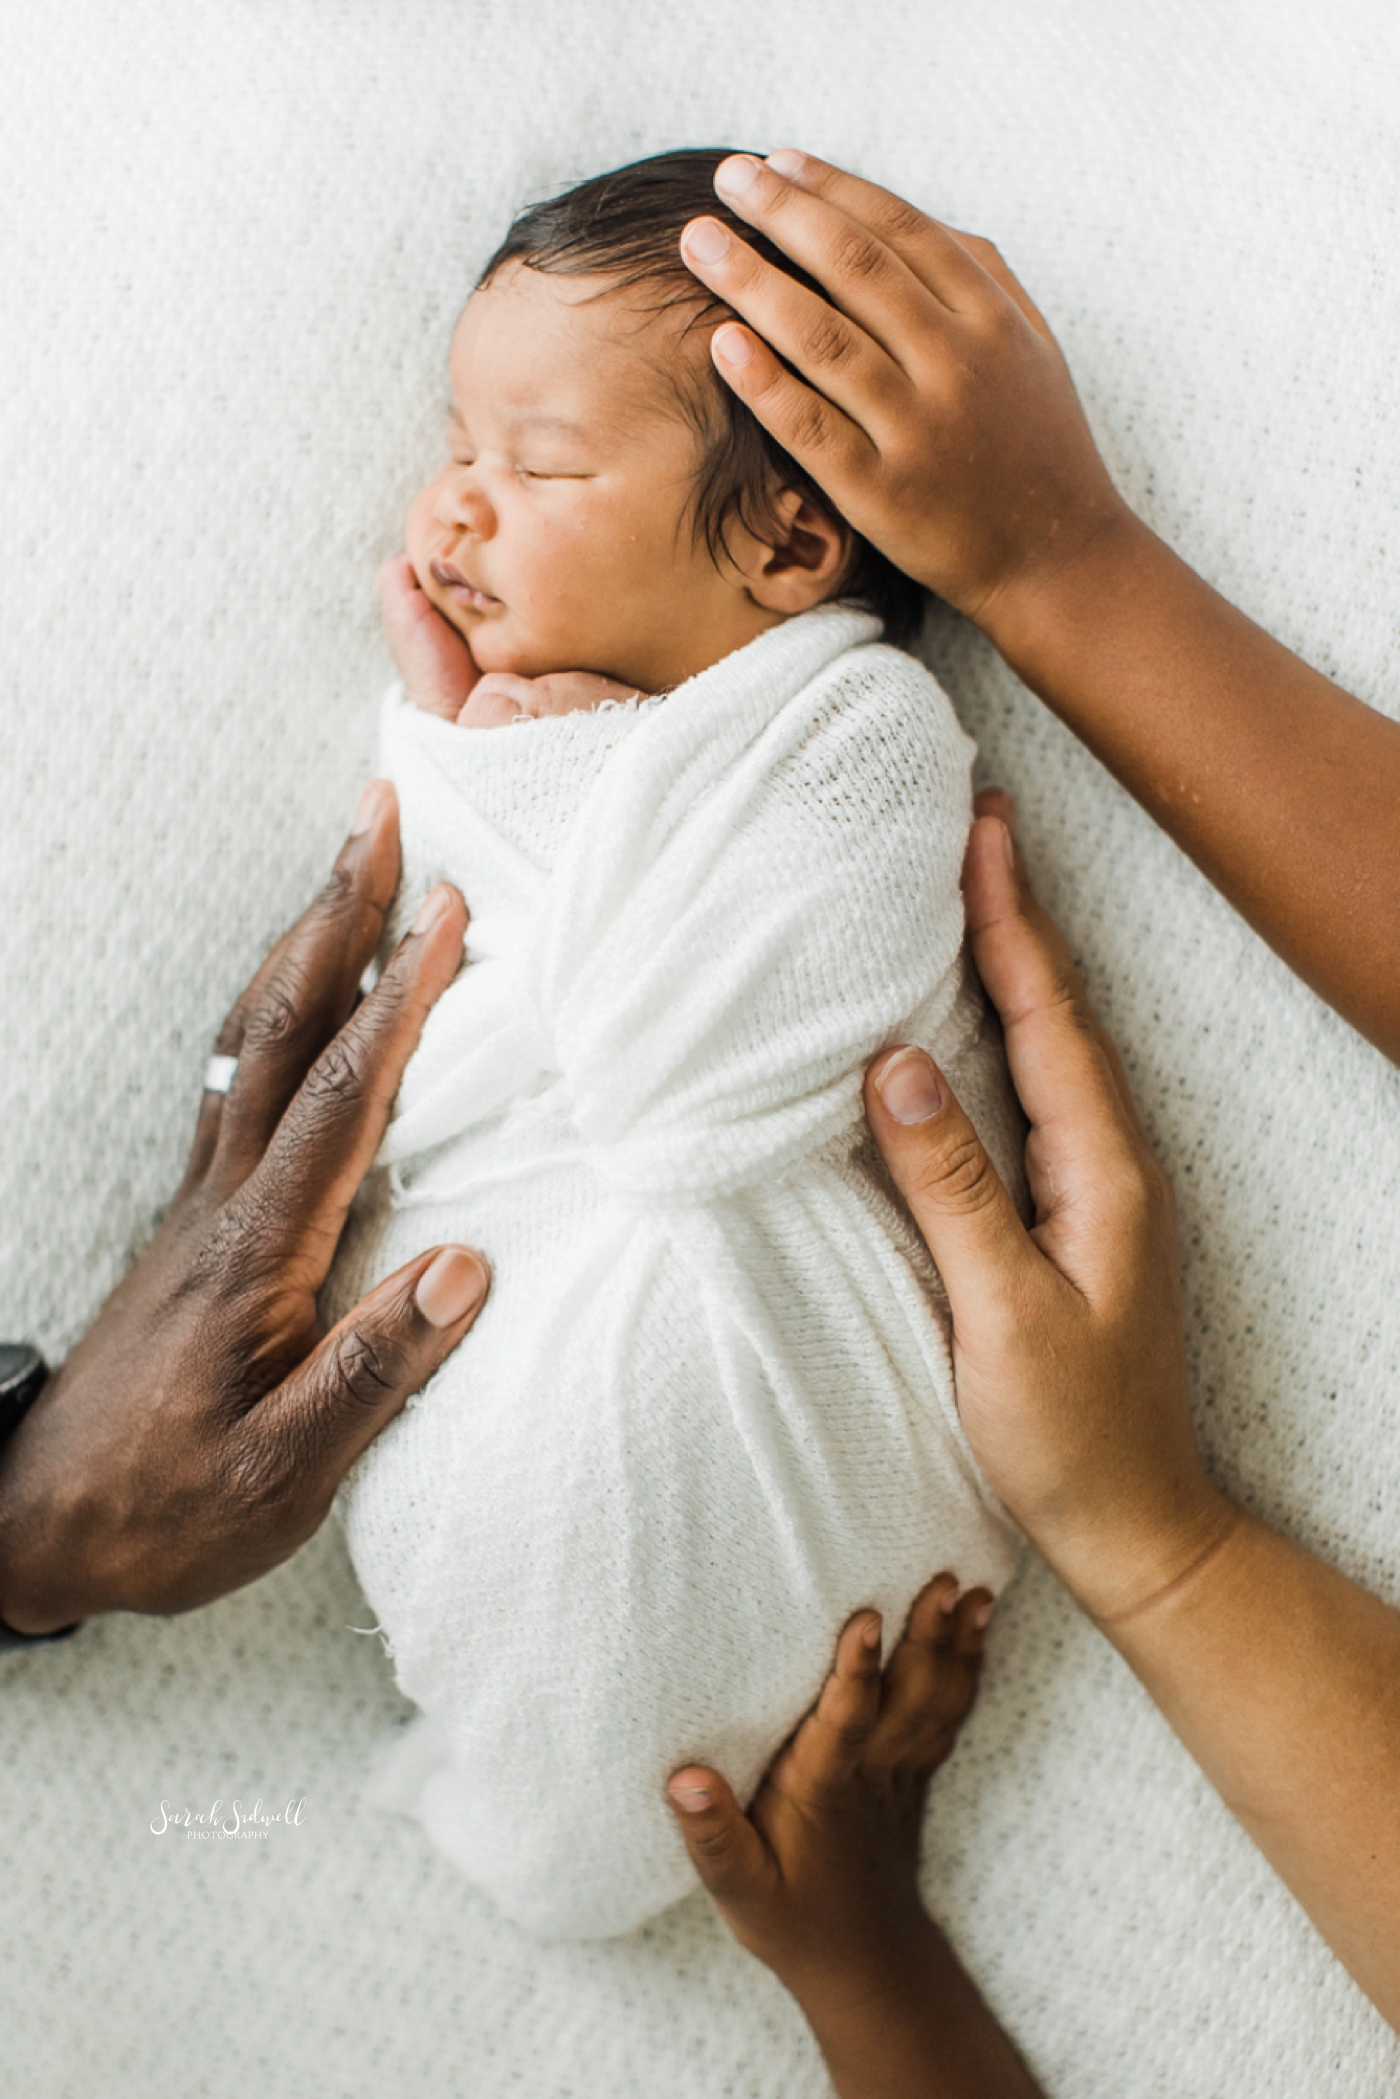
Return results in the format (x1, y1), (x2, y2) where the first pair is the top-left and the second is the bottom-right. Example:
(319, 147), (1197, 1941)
(0, 781), (488, 1635)
(862, 796), (1400, 2028)
(666, 1577), (1044, 2099)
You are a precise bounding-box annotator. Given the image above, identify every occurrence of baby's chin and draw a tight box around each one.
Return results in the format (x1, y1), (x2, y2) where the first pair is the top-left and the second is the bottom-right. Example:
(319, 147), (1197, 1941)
(430, 588), (641, 685)
(468, 630), (554, 677)
(465, 619), (619, 684)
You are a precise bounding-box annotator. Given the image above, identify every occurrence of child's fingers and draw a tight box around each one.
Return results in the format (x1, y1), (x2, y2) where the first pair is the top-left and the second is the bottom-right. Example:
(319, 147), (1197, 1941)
(666, 1766), (775, 1908)
(953, 1587), (996, 1658)
(868, 1574), (961, 1760)
(775, 1610), (884, 1807)
(868, 1577), (989, 1774)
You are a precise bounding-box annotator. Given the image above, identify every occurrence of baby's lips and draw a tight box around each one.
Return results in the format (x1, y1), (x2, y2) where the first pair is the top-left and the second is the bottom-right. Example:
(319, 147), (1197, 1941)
(431, 556), (501, 609)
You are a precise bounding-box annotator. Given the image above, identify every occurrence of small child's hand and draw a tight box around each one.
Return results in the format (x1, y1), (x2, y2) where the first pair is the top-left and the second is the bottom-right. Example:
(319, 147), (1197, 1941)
(456, 669), (648, 728)
(379, 554), (482, 721)
(667, 1575), (991, 2002)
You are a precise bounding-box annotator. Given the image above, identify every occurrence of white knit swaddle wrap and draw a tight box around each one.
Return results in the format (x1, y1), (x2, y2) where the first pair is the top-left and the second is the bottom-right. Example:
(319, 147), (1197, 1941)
(336, 604), (1024, 1938)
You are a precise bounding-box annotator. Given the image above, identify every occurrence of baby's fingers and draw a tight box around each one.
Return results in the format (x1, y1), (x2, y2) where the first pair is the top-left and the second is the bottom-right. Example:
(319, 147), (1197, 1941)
(459, 672), (534, 727)
(869, 1578), (990, 1775)
(776, 1611), (884, 1808)
(379, 555), (481, 721)
(666, 1766), (774, 1910)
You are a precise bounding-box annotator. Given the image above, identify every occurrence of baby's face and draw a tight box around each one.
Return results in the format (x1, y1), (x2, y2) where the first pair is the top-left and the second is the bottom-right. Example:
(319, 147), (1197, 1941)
(405, 264), (783, 693)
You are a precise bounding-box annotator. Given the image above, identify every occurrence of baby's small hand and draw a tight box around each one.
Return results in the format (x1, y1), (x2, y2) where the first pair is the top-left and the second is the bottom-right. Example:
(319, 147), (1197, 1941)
(456, 669), (648, 728)
(667, 1575), (991, 2002)
(379, 554), (482, 721)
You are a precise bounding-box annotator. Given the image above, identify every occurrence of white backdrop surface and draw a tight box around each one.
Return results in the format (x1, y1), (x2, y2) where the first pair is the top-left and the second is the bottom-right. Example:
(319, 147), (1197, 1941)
(2, 3), (1398, 2094)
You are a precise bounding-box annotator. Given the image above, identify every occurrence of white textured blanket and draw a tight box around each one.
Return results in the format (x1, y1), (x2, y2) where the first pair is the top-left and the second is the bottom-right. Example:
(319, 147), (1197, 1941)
(5, 5), (1399, 2095)
(335, 606), (1023, 1936)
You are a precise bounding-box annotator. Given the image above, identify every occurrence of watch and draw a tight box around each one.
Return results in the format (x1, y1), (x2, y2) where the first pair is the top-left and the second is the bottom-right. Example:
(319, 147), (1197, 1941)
(0, 1343), (49, 1443)
(0, 1343), (79, 1651)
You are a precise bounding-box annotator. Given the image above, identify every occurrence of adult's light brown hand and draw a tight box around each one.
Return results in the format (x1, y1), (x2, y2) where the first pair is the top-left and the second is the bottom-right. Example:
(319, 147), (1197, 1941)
(0, 782), (488, 1634)
(865, 797), (1400, 2028)
(678, 150), (1125, 625)
(866, 794), (1231, 1621)
(681, 151), (1400, 1061)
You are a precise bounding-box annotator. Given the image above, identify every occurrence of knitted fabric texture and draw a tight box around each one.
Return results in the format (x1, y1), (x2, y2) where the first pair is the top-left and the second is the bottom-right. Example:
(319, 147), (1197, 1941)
(333, 604), (1024, 1937)
(13, 11), (1400, 2083)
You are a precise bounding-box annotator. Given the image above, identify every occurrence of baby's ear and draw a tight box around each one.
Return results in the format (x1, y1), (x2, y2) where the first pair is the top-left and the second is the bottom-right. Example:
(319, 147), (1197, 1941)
(743, 490), (854, 614)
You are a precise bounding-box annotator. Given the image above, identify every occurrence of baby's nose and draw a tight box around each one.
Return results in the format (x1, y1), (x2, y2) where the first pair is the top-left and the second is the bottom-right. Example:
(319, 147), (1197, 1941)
(434, 469), (493, 535)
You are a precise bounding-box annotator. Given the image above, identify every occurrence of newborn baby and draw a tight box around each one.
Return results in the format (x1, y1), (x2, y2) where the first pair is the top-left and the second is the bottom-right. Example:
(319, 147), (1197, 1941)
(331, 149), (1025, 1940)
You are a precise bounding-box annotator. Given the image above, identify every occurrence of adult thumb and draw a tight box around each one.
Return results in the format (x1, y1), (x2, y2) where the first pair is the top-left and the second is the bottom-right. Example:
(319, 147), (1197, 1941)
(864, 1047), (1037, 1320)
(273, 1245), (489, 1487)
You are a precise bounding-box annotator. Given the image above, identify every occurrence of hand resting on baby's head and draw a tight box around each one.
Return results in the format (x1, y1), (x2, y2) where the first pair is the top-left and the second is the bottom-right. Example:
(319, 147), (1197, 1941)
(379, 553), (644, 726)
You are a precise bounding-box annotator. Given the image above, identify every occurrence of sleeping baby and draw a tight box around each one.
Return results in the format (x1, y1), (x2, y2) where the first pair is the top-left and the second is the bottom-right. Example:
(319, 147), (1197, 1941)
(329, 148), (1026, 1940)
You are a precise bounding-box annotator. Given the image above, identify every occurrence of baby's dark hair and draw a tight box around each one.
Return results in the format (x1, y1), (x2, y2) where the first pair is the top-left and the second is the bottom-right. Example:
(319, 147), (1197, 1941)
(479, 149), (924, 649)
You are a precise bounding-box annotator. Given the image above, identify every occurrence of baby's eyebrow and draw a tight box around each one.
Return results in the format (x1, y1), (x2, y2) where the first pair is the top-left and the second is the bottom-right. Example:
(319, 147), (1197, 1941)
(504, 407), (585, 436)
(445, 404), (586, 441)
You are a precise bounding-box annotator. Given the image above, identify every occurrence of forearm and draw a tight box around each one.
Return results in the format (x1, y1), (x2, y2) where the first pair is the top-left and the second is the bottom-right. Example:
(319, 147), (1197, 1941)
(789, 1924), (1044, 2099)
(1100, 1505), (1400, 2026)
(983, 511), (1400, 1062)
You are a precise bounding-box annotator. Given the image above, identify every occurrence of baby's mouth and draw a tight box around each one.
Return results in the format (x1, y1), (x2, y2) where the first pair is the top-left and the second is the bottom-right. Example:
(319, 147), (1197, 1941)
(431, 558), (501, 613)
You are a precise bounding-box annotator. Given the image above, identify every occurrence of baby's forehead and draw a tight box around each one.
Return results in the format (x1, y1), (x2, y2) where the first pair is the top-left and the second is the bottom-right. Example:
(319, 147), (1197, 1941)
(450, 264), (708, 432)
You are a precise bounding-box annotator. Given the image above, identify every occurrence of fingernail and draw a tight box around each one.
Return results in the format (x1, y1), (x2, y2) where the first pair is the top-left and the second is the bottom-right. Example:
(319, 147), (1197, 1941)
(412, 885), (452, 936)
(712, 323), (754, 367)
(415, 1247), (488, 1328)
(668, 1781), (712, 1813)
(765, 148), (806, 179)
(999, 820), (1016, 871)
(938, 1584), (960, 1614)
(351, 779), (389, 838)
(861, 1614), (882, 1649)
(715, 153), (760, 198)
(875, 1046), (944, 1125)
(972, 1599), (994, 1631)
(684, 217), (732, 265)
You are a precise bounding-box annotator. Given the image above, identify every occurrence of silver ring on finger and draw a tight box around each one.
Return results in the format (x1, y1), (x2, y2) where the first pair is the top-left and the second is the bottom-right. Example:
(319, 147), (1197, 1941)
(203, 1053), (239, 1096)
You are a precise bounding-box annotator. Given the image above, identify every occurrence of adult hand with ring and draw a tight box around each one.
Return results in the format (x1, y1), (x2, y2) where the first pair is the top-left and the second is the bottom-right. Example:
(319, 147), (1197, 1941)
(0, 782), (488, 1634)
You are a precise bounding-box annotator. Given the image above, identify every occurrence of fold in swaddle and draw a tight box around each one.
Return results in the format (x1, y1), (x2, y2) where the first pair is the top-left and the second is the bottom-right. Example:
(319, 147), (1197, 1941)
(332, 603), (1024, 1938)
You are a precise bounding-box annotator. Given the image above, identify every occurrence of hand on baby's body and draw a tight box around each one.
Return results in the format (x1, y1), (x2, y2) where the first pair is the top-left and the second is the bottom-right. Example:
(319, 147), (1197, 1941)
(380, 552), (644, 726)
(667, 1575), (990, 1998)
(667, 1579), (1046, 2098)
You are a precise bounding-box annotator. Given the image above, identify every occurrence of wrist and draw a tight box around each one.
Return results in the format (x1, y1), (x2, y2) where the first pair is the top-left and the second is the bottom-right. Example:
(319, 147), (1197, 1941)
(0, 1464), (79, 1638)
(1043, 1482), (1245, 1630)
(783, 1916), (1043, 2099)
(0, 1362), (99, 1636)
(775, 1909), (948, 2034)
(971, 498), (1153, 663)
